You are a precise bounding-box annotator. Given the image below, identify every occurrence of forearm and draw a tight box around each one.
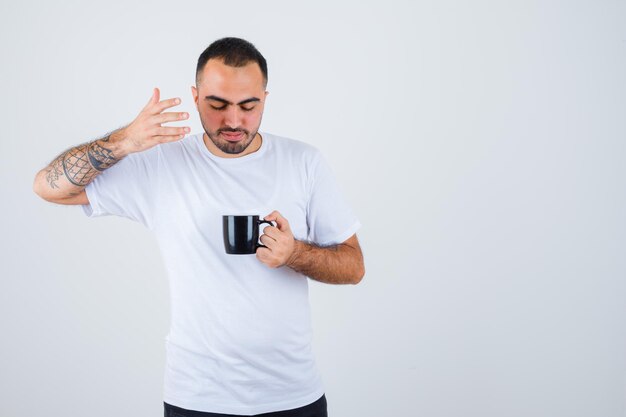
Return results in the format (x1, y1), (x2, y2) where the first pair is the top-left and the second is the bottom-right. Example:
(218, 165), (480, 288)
(34, 128), (128, 201)
(286, 240), (365, 285)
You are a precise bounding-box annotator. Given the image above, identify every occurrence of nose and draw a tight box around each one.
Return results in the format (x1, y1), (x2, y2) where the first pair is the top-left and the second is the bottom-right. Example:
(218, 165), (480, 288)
(223, 106), (244, 129)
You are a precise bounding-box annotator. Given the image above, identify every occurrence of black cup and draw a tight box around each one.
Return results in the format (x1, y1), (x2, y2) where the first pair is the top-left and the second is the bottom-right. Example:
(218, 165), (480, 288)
(222, 215), (275, 254)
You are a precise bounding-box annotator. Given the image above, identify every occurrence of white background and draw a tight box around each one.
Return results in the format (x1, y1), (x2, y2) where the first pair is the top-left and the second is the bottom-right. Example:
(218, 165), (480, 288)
(1, 1), (625, 416)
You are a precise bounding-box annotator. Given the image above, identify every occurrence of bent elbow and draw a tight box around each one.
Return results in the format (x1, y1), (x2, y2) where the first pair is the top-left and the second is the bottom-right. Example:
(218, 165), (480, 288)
(33, 170), (58, 203)
(352, 265), (365, 285)
(33, 171), (48, 200)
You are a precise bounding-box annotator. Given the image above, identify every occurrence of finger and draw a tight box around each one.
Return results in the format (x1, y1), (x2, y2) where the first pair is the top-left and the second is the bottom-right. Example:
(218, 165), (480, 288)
(265, 211), (290, 232)
(260, 232), (277, 245)
(152, 111), (189, 125)
(154, 133), (187, 143)
(153, 126), (190, 137)
(261, 226), (281, 240)
(256, 247), (271, 262)
(144, 87), (160, 109)
(153, 97), (182, 114)
(263, 210), (279, 221)
(259, 236), (275, 250)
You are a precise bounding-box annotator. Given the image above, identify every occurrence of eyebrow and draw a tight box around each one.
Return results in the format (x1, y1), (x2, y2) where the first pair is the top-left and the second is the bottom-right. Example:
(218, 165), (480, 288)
(204, 95), (260, 105)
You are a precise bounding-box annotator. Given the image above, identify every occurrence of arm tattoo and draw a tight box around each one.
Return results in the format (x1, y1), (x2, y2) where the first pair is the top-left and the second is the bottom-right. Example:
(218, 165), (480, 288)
(87, 135), (117, 171)
(45, 133), (120, 189)
(45, 154), (65, 189)
(62, 144), (99, 186)
(62, 136), (119, 186)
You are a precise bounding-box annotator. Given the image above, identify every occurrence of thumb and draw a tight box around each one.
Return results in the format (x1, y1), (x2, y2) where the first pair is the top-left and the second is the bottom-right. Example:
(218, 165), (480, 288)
(263, 210), (278, 222)
(265, 211), (290, 232)
(145, 87), (159, 108)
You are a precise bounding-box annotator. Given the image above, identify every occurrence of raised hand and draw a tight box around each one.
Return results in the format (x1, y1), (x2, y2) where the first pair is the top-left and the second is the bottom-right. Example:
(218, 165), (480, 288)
(33, 88), (191, 202)
(117, 87), (191, 156)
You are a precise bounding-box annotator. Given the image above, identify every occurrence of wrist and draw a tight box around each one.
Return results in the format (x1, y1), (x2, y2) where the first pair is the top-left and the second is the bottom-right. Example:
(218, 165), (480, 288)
(286, 239), (306, 268)
(101, 128), (131, 158)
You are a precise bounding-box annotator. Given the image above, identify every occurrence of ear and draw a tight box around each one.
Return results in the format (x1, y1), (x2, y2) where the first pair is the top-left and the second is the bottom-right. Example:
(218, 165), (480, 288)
(191, 86), (199, 111)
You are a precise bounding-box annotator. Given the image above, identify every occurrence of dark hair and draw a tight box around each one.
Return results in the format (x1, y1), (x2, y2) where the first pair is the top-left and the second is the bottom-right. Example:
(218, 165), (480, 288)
(196, 37), (268, 88)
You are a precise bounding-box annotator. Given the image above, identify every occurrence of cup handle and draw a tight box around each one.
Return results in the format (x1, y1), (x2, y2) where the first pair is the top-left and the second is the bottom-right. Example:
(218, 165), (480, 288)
(256, 219), (277, 250)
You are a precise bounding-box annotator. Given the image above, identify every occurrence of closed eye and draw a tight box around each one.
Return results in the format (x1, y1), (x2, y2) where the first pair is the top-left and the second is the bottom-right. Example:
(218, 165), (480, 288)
(210, 105), (255, 112)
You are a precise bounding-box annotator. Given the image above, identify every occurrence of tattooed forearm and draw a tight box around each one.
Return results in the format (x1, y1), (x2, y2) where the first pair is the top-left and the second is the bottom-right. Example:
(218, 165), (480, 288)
(61, 143), (98, 186)
(34, 127), (128, 202)
(87, 135), (118, 171)
(65, 137), (119, 186)
(60, 137), (120, 186)
(44, 133), (122, 189)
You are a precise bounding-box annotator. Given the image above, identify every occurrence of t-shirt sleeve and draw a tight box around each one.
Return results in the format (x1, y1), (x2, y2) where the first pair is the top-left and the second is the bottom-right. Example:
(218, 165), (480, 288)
(306, 150), (361, 245)
(80, 146), (160, 229)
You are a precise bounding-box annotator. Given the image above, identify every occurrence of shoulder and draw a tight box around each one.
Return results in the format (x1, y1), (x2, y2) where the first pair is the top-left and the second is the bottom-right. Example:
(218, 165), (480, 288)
(159, 132), (199, 152)
(262, 131), (323, 163)
(262, 132), (332, 194)
(148, 133), (200, 162)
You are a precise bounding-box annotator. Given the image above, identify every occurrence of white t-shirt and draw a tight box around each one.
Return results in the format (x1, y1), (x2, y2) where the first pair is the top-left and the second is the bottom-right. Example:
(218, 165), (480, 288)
(81, 131), (361, 415)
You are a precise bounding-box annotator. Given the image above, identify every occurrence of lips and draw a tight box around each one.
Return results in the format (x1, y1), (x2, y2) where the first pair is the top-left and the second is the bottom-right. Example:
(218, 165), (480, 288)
(221, 131), (244, 142)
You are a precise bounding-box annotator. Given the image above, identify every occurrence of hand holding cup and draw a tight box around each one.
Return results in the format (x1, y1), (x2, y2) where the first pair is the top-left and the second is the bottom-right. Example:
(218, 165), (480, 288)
(255, 211), (297, 268)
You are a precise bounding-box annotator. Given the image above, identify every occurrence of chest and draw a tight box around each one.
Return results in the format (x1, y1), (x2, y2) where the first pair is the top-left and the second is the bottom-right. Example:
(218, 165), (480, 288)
(155, 157), (310, 242)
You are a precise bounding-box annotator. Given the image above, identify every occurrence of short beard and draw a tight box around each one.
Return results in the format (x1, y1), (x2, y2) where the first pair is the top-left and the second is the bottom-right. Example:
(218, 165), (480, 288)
(201, 121), (257, 155)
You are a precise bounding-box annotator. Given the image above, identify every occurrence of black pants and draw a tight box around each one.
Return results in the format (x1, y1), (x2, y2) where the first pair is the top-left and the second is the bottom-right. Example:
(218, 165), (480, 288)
(164, 394), (328, 417)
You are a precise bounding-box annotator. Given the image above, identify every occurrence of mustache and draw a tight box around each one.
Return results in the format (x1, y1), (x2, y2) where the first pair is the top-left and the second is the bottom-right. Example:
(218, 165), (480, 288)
(219, 129), (247, 134)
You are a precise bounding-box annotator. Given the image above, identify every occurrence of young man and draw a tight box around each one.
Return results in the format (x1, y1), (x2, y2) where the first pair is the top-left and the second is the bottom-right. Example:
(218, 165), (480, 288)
(33, 37), (364, 417)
